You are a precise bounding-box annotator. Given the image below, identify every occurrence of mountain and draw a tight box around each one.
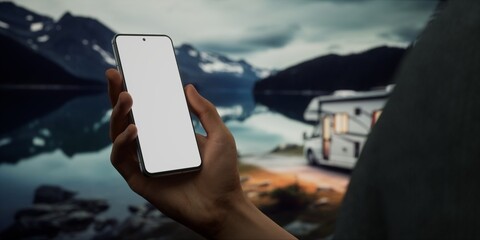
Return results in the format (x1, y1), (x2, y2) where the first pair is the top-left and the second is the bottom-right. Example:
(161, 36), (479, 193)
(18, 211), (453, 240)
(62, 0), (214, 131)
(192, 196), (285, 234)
(254, 46), (405, 92)
(176, 44), (271, 91)
(0, 34), (104, 134)
(0, 3), (115, 83)
(0, 2), (270, 87)
(0, 2), (108, 133)
(254, 46), (406, 122)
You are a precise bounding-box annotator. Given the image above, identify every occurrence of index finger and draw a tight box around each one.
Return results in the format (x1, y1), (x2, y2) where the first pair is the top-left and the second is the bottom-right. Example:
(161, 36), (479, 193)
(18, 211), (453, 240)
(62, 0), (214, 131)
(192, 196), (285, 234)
(106, 68), (123, 107)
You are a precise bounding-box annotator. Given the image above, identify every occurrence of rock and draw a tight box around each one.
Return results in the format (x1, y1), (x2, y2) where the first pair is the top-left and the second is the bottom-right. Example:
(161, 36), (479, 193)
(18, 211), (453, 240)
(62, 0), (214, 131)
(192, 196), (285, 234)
(323, 234), (335, 240)
(94, 218), (118, 232)
(1, 185), (110, 239)
(93, 203), (189, 240)
(57, 210), (95, 232)
(14, 207), (97, 232)
(247, 191), (259, 198)
(316, 184), (334, 192)
(284, 220), (319, 236)
(249, 180), (271, 189)
(128, 204), (148, 215)
(128, 202), (166, 220)
(270, 144), (303, 155)
(14, 204), (54, 220)
(93, 202), (204, 240)
(258, 191), (270, 197)
(313, 197), (329, 207)
(70, 199), (109, 214)
(33, 185), (76, 204)
(240, 175), (250, 183)
(145, 209), (165, 219)
(128, 205), (141, 214)
(257, 180), (271, 188)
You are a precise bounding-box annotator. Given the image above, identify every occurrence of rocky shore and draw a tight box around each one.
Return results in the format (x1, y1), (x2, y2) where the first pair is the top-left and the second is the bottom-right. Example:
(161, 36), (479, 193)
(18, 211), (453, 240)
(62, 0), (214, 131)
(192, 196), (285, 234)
(1, 164), (342, 239)
(0, 185), (202, 240)
(0, 185), (110, 239)
(93, 202), (202, 240)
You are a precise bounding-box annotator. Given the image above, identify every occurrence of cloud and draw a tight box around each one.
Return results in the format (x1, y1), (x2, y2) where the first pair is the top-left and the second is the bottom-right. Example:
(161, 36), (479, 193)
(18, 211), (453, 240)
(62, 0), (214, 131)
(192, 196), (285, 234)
(245, 25), (301, 48)
(296, 0), (370, 4)
(198, 24), (301, 54)
(380, 26), (424, 42)
(13, 0), (438, 68)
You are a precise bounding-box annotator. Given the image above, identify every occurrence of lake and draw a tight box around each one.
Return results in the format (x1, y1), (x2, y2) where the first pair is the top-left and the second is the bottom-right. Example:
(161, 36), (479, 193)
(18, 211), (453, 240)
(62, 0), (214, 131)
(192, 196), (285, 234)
(0, 88), (313, 230)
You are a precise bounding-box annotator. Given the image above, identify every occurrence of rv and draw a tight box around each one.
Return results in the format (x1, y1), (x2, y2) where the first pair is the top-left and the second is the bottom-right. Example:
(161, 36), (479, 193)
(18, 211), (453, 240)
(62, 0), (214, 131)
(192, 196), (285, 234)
(303, 87), (393, 169)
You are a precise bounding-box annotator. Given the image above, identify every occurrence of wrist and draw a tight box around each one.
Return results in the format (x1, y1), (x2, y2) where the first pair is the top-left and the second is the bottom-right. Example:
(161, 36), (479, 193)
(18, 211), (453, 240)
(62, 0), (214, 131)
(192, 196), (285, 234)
(211, 191), (297, 240)
(210, 191), (254, 239)
(192, 189), (247, 238)
(217, 191), (251, 238)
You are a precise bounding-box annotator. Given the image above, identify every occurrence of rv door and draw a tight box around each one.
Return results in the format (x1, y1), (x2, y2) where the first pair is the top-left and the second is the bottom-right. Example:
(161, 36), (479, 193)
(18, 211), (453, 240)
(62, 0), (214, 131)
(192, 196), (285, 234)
(322, 116), (331, 160)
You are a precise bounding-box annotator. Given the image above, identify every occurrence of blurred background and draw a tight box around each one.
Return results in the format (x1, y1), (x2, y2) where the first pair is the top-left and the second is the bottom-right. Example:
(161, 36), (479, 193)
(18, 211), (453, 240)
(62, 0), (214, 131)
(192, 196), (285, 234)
(0, 0), (438, 239)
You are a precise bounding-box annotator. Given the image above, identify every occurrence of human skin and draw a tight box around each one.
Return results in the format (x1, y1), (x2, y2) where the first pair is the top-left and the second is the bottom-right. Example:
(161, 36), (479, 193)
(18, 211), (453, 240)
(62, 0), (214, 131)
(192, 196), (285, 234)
(106, 68), (296, 239)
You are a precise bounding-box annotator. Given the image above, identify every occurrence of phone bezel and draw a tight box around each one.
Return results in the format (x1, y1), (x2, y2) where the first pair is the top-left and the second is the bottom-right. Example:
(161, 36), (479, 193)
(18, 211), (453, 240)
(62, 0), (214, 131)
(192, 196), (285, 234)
(111, 33), (202, 177)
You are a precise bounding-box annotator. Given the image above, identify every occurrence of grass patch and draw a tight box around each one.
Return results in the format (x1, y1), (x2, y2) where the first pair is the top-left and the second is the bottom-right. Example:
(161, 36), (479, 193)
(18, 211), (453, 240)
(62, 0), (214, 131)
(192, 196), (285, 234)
(270, 144), (304, 156)
(238, 163), (260, 173)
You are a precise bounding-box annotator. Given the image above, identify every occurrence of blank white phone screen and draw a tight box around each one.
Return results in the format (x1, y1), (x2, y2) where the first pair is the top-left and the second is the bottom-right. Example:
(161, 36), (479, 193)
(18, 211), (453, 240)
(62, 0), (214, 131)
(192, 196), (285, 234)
(113, 35), (201, 175)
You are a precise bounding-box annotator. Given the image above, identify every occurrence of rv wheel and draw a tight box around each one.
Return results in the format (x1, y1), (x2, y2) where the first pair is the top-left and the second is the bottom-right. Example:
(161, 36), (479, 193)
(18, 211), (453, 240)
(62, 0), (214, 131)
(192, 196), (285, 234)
(307, 150), (318, 166)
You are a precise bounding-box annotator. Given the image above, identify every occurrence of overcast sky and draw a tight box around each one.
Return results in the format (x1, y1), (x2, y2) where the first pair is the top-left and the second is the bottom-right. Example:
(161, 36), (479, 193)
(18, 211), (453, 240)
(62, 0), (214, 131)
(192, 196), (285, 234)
(13, 0), (438, 69)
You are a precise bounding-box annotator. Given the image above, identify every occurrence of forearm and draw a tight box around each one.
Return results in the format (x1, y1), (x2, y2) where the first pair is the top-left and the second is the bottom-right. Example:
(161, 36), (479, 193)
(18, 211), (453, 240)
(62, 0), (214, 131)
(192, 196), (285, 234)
(212, 193), (297, 240)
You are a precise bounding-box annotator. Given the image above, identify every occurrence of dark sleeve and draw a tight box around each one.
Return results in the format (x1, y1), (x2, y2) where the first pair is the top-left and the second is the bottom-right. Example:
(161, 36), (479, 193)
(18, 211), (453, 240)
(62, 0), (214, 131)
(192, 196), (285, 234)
(334, 0), (480, 239)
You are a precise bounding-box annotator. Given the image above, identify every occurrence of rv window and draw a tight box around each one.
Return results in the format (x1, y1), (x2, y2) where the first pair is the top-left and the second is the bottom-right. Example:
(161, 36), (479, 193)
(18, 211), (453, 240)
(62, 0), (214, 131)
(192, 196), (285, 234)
(355, 107), (362, 116)
(334, 113), (349, 134)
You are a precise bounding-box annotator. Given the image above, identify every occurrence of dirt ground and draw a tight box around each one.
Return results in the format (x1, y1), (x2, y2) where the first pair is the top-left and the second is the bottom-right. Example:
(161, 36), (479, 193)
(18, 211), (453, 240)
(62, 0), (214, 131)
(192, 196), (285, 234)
(239, 163), (346, 239)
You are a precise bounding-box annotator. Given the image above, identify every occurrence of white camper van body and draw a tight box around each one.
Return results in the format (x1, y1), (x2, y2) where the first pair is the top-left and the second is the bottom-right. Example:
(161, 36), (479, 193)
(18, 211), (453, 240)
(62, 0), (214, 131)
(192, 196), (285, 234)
(303, 88), (392, 169)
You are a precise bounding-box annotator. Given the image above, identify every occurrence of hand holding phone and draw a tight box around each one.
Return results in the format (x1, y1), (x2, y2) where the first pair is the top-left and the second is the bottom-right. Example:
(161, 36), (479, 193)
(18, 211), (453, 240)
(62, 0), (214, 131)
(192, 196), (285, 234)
(106, 68), (246, 237)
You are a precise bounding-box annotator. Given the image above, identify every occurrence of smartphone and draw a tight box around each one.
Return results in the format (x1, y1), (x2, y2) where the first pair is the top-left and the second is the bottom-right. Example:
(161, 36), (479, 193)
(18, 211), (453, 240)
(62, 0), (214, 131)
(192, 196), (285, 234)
(112, 34), (202, 177)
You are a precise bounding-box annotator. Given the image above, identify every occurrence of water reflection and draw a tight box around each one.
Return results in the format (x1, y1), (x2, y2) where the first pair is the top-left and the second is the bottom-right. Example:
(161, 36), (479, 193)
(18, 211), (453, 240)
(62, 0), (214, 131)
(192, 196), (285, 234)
(0, 87), (104, 136)
(0, 90), (111, 164)
(254, 91), (328, 123)
(0, 87), (313, 231)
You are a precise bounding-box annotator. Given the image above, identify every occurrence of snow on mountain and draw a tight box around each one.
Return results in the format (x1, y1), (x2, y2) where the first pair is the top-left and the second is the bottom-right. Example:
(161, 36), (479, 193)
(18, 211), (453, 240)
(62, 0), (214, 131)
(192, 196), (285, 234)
(30, 22), (43, 31)
(253, 67), (274, 79)
(174, 43), (272, 93)
(0, 20), (9, 29)
(36, 34), (49, 42)
(92, 43), (116, 65)
(198, 51), (244, 75)
(196, 50), (273, 79)
(188, 49), (198, 57)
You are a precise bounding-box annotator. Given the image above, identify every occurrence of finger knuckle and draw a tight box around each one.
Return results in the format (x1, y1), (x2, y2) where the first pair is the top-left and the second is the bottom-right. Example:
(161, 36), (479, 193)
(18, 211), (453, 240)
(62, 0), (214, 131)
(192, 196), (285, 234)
(199, 102), (216, 116)
(110, 150), (119, 167)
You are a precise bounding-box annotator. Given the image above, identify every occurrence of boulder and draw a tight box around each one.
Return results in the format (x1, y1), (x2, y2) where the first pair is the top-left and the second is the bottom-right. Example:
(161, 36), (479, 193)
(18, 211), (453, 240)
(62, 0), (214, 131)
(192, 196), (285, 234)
(33, 185), (76, 204)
